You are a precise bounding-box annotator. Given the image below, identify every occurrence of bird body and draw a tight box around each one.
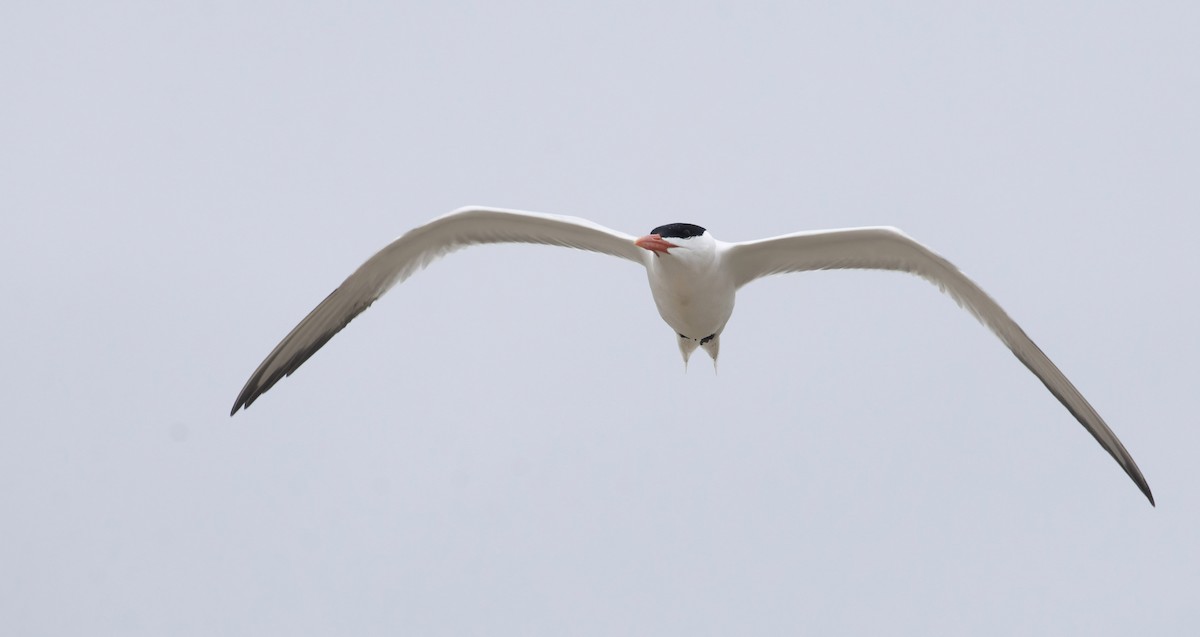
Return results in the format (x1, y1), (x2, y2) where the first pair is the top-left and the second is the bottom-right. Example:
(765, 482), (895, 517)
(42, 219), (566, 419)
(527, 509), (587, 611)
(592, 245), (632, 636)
(232, 206), (1154, 505)
(641, 229), (736, 363)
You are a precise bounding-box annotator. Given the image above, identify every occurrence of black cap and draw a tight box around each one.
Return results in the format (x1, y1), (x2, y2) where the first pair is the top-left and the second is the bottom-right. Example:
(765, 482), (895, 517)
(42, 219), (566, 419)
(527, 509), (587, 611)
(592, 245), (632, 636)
(650, 223), (707, 239)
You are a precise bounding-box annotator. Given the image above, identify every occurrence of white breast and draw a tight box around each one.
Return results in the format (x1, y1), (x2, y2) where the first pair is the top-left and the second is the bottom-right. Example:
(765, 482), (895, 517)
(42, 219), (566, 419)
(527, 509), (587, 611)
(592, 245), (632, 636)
(643, 238), (737, 338)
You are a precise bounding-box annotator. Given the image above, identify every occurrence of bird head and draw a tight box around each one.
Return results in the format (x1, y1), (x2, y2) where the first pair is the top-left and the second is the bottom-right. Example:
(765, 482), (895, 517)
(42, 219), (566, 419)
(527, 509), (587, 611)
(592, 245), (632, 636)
(634, 223), (709, 255)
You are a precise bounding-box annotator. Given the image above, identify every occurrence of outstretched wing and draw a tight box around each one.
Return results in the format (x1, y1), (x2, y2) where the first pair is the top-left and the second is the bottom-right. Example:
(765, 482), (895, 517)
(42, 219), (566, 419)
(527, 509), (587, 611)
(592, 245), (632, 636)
(232, 207), (645, 414)
(724, 226), (1153, 505)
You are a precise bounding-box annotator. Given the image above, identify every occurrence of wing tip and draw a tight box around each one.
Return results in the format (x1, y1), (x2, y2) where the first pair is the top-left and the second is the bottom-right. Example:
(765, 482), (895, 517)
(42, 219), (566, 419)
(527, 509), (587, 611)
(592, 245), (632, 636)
(229, 391), (256, 417)
(1138, 480), (1156, 507)
(1117, 451), (1155, 507)
(1121, 459), (1155, 506)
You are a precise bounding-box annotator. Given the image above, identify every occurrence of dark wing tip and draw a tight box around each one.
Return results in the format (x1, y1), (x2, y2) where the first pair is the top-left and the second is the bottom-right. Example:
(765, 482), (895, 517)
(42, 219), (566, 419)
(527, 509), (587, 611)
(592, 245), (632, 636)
(228, 321), (353, 417)
(1115, 450), (1154, 507)
(229, 385), (263, 416)
(1118, 458), (1154, 506)
(1113, 452), (1154, 507)
(230, 375), (267, 416)
(1139, 481), (1155, 507)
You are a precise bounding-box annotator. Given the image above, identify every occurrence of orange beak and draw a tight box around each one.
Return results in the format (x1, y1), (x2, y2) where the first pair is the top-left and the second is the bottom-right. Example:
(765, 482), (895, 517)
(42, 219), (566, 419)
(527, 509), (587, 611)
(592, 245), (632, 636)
(635, 234), (678, 255)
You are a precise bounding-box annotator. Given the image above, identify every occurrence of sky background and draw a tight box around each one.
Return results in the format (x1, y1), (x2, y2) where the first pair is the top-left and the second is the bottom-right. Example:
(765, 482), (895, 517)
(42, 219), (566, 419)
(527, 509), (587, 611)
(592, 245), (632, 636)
(3, 2), (1198, 635)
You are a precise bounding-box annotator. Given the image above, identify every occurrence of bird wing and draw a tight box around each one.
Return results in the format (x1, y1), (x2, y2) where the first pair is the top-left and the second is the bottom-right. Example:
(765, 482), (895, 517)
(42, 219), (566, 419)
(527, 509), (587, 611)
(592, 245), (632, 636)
(723, 226), (1154, 505)
(232, 207), (645, 414)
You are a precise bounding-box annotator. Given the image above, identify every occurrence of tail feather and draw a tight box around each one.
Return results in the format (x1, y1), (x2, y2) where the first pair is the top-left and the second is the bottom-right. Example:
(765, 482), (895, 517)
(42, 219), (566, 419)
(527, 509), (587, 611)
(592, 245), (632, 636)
(677, 333), (699, 370)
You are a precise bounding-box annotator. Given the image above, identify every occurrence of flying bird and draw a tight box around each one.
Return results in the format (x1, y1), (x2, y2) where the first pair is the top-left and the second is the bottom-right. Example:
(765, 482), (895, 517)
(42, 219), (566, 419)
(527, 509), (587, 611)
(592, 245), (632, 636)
(231, 206), (1154, 505)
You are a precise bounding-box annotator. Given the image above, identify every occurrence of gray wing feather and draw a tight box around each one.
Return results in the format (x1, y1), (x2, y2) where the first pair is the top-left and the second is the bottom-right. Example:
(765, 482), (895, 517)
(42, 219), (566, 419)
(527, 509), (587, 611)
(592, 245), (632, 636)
(232, 207), (644, 414)
(725, 227), (1153, 505)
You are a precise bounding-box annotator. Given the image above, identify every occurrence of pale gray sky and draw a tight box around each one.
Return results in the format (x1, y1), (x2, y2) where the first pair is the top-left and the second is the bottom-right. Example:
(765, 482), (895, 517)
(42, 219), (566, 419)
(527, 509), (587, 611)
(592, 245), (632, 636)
(3, 2), (1198, 635)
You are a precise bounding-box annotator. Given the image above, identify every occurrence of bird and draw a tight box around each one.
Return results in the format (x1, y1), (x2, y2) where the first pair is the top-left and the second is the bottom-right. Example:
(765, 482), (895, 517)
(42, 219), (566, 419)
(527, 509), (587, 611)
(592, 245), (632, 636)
(231, 206), (1154, 505)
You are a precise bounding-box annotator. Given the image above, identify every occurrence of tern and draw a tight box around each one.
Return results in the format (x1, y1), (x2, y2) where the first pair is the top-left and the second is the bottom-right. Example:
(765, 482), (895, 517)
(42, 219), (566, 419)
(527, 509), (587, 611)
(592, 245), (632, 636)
(232, 206), (1153, 504)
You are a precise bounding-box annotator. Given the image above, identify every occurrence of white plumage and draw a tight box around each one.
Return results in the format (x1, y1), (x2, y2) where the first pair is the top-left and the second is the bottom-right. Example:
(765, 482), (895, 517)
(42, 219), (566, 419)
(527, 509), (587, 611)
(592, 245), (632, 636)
(232, 206), (1153, 505)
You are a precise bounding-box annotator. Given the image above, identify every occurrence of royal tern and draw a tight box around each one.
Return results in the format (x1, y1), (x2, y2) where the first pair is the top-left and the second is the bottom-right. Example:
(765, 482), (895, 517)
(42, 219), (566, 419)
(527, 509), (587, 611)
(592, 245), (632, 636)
(231, 206), (1153, 504)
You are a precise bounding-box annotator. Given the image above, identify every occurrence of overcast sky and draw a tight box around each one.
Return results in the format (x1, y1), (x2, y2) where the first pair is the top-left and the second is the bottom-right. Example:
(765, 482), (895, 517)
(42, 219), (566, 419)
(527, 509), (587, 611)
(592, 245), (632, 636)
(3, 2), (1198, 635)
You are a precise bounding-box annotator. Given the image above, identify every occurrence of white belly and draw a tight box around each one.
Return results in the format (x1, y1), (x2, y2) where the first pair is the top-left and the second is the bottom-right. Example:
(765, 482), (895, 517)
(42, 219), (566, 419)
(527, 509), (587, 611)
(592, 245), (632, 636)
(645, 260), (736, 338)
